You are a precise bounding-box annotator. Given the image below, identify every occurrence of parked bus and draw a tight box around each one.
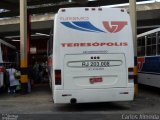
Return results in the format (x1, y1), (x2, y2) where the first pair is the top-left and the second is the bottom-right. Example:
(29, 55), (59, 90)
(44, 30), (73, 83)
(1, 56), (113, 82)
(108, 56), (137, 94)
(0, 39), (19, 89)
(50, 7), (134, 103)
(137, 28), (160, 88)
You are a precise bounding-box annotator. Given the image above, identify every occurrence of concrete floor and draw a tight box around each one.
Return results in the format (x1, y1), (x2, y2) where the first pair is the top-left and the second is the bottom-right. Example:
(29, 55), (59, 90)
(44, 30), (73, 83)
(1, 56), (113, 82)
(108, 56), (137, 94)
(0, 84), (160, 120)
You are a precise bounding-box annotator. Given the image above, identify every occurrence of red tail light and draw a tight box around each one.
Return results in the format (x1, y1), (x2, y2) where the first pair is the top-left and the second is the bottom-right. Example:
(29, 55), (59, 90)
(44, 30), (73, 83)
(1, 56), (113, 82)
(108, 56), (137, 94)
(128, 67), (134, 83)
(55, 70), (61, 85)
(0, 67), (4, 73)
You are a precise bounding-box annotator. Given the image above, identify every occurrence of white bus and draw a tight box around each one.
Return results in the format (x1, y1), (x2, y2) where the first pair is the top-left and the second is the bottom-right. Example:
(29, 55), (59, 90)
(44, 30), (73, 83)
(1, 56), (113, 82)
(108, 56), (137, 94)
(51, 7), (134, 103)
(0, 39), (18, 90)
(137, 28), (160, 88)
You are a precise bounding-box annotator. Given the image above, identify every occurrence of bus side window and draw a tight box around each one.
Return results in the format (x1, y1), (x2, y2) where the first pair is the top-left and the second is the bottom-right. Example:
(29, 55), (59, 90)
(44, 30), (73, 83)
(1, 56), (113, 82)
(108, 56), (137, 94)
(151, 33), (156, 55)
(146, 35), (151, 56)
(137, 37), (145, 57)
(146, 34), (156, 56)
(137, 37), (141, 56)
(158, 32), (160, 55)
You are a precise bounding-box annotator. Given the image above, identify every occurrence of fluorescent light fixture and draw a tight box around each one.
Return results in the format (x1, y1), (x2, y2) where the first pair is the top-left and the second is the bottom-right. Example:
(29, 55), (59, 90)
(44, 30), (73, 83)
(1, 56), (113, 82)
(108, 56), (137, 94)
(5, 35), (20, 39)
(35, 33), (50, 37)
(102, 0), (156, 8)
(137, 0), (155, 4)
(5, 33), (50, 39)
(0, 38), (16, 49)
(12, 39), (20, 42)
(0, 9), (10, 13)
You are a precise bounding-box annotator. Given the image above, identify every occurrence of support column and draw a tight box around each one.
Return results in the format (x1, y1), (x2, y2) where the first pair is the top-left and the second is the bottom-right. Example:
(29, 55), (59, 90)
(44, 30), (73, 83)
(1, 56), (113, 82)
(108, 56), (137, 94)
(20, 0), (28, 93)
(129, 0), (138, 96)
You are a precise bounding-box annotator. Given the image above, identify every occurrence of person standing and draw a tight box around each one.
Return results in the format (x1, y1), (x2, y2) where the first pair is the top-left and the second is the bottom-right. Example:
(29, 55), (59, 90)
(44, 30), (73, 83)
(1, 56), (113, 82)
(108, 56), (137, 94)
(33, 62), (39, 83)
(6, 64), (20, 94)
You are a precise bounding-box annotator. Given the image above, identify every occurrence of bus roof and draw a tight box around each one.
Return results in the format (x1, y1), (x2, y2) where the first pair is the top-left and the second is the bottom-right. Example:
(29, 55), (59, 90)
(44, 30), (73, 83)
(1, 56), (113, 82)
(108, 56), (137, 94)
(137, 27), (160, 38)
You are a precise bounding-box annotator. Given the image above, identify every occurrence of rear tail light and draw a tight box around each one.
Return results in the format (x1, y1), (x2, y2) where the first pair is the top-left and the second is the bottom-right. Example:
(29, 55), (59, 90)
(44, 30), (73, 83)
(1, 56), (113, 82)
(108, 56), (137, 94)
(55, 70), (61, 85)
(128, 67), (134, 83)
(0, 67), (4, 73)
(47, 58), (52, 66)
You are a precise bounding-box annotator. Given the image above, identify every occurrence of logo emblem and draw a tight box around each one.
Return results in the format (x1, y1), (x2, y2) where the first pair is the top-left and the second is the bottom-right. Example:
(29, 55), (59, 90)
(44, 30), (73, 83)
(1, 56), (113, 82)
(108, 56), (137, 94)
(137, 57), (145, 71)
(103, 21), (128, 33)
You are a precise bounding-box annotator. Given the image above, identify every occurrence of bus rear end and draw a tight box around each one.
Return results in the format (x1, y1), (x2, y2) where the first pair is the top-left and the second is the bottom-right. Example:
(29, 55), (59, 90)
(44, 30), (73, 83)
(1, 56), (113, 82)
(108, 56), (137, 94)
(53, 7), (134, 103)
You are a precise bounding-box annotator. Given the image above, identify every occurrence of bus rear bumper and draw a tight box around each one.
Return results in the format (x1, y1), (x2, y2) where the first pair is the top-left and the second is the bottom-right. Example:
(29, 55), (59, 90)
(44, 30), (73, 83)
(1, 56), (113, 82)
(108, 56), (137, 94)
(54, 87), (134, 104)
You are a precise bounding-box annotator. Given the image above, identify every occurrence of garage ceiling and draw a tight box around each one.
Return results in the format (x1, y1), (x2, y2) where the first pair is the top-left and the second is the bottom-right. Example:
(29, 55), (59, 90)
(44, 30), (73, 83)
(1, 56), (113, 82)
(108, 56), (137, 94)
(0, 0), (159, 42)
(0, 0), (152, 18)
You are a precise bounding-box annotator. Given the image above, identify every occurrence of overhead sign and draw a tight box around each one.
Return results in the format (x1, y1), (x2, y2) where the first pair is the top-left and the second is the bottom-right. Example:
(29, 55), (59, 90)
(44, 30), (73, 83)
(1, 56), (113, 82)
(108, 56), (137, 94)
(30, 47), (37, 54)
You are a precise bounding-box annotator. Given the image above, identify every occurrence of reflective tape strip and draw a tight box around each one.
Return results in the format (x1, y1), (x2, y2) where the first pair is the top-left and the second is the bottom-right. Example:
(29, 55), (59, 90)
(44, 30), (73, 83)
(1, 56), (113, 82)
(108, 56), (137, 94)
(21, 59), (27, 68)
(128, 72), (134, 75)
(134, 66), (138, 75)
(129, 75), (134, 80)
(134, 75), (138, 84)
(134, 84), (138, 97)
(20, 75), (28, 83)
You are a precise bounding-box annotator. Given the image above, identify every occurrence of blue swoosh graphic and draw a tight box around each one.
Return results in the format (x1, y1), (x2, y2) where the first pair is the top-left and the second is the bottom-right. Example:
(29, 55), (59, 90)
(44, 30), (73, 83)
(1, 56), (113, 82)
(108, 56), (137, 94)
(72, 21), (104, 32)
(61, 21), (104, 32)
(61, 22), (93, 32)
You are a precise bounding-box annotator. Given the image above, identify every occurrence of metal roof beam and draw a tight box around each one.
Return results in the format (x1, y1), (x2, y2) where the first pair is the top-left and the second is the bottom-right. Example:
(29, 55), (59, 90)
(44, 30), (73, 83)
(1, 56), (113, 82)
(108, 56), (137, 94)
(138, 18), (160, 26)
(27, 0), (68, 6)
(28, 2), (86, 14)
(0, 11), (19, 18)
(137, 9), (160, 20)
(4, 0), (19, 3)
(0, 2), (86, 18)
(0, 13), (54, 33)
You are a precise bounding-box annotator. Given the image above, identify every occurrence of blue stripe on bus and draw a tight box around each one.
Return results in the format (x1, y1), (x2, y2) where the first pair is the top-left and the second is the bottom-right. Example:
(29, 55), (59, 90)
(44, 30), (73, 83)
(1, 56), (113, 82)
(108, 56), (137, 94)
(61, 21), (105, 33)
(72, 21), (105, 32)
(61, 22), (92, 32)
(141, 56), (160, 73)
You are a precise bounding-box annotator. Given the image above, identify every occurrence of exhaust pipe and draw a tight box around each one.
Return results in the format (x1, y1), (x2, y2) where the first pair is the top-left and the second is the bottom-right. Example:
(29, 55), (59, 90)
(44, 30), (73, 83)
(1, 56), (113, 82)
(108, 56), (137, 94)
(70, 98), (77, 104)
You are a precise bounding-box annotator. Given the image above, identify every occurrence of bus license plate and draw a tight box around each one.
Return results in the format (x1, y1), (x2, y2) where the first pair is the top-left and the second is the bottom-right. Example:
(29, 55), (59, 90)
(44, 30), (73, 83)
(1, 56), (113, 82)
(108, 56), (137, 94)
(82, 61), (110, 67)
(90, 77), (103, 84)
